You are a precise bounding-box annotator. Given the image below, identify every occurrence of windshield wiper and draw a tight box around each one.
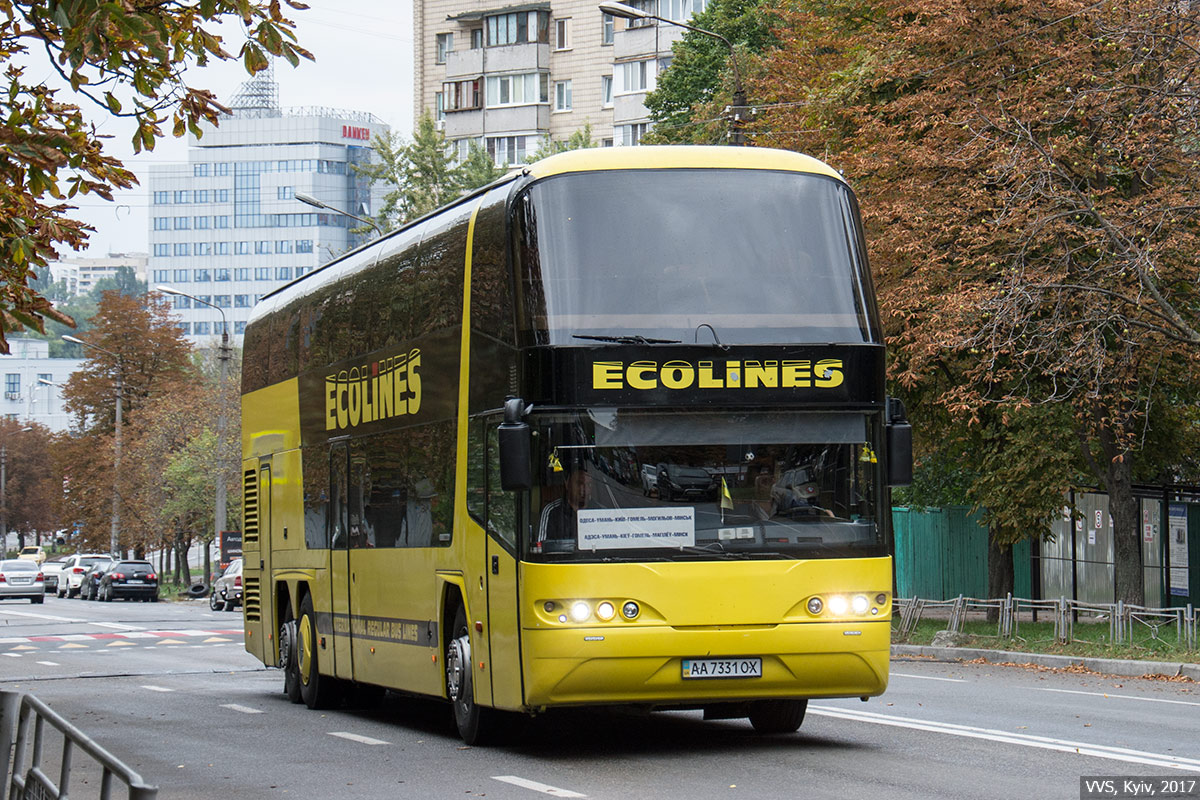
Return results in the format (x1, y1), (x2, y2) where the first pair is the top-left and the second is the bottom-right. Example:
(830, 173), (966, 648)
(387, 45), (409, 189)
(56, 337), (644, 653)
(676, 544), (750, 559)
(573, 334), (682, 345)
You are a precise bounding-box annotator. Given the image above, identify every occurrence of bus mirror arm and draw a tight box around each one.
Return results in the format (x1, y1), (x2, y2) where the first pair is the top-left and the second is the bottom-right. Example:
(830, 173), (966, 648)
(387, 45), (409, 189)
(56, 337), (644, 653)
(499, 398), (533, 491)
(886, 397), (913, 487)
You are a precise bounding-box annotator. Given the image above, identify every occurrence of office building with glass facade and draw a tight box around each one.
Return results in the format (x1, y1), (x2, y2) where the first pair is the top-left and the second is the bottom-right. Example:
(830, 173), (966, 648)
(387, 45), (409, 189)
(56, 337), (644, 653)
(147, 75), (388, 343)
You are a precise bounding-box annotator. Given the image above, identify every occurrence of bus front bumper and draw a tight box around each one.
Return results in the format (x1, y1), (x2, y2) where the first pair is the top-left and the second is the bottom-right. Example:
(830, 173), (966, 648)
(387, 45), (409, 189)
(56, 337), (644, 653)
(520, 620), (889, 709)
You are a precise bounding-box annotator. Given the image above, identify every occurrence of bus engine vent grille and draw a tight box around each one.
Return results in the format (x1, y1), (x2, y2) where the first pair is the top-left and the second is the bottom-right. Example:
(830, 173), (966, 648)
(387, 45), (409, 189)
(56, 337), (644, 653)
(243, 576), (261, 622)
(243, 468), (259, 545)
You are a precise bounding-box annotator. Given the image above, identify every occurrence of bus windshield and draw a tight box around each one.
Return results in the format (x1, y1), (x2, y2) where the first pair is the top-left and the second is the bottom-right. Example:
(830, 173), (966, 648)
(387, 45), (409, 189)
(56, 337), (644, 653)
(513, 169), (880, 346)
(528, 409), (885, 562)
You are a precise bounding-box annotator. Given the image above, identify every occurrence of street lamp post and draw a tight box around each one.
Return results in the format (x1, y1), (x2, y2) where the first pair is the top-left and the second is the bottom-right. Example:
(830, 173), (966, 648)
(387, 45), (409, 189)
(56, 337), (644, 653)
(155, 286), (230, 588)
(599, 1), (748, 145)
(63, 335), (123, 558)
(294, 191), (383, 237)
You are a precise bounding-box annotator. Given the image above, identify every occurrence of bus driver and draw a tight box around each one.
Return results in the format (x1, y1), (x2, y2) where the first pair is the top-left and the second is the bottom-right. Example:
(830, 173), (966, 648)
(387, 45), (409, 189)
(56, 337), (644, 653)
(537, 468), (590, 544)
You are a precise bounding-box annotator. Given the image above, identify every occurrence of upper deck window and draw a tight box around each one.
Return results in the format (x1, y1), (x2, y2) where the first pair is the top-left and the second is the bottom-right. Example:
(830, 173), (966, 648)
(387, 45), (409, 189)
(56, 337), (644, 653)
(513, 169), (881, 346)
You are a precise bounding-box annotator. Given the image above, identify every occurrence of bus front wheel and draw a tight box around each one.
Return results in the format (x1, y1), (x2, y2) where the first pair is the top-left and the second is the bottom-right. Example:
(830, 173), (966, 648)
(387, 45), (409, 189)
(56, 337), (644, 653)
(297, 594), (340, 709)
(748, 699), (807, 734)
(446, 605), (496, 745)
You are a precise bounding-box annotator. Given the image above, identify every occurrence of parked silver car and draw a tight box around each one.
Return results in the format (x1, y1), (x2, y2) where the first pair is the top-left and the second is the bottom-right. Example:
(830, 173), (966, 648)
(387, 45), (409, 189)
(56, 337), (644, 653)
(0, 560), (44, 603)
(211, 558), (243, 611)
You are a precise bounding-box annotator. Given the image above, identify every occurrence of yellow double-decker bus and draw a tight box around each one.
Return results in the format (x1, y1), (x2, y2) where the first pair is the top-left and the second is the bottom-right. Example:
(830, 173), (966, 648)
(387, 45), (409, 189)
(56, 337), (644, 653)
(240, 145), (912, 744)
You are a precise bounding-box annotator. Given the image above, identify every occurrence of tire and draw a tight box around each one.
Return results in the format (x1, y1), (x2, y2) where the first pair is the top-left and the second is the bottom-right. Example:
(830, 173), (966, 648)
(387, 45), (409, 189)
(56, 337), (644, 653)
(297, 594), (340, 709)
(31, 596), (42, 605)
(210, 591), (222, 611)
(748, 699), (808, 734)
(446, 605), (497, 745)
(280, 617), (303, 704)
(222, 599), (235, 612)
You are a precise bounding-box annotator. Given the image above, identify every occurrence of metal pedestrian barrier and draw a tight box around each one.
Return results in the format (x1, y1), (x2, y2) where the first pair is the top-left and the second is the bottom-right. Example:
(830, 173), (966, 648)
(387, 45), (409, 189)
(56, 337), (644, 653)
(0, 690), (157, 800)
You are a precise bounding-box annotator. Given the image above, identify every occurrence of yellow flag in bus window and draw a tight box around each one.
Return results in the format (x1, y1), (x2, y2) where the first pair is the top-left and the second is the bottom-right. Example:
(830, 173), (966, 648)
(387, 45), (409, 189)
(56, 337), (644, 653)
(860, 445), (878, 464)
(548, 450), (563, 473)
(720, 477), (734, 510)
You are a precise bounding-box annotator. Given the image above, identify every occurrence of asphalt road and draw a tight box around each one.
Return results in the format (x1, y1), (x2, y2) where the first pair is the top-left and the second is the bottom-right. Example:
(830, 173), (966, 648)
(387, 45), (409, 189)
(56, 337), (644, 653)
(0, 595), (1196, 799)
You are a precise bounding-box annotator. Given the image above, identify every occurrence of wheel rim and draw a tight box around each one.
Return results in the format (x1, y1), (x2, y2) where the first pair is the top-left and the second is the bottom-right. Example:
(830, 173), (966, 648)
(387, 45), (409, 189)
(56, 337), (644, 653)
(298, 614), (315, 686)
(279, 622), (293, 673)
(446, 634), (469, 704)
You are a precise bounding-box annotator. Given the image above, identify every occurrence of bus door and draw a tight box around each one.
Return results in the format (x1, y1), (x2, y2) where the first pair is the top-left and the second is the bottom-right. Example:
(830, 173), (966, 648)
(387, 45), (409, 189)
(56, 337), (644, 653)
(328, 441), (353, 679)
(485, 422), (523, 709)
(256, 462), (272, 658)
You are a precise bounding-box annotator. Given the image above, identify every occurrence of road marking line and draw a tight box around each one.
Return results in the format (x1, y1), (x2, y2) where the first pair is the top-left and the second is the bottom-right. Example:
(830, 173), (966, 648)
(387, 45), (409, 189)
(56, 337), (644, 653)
(810, 705), (1200, 772)
(492, 776), (587, 798)
(203, 637), (231, 643)
(220, 704), (263, 715)
(328, 731), (389, 746)
(92, 623), (143, 631)
(107, 641), (136, 647)
(10, 645), (37, 651)
(890, 672), (967, 683)
(1032, 687), (1200, 707)
(57, 643), (87, 649)
(36, 661), (59, 667)
(2, 653), (21, 658)
(141, 686), (173, 693)
(155, 639), (186, 645)
(0, 610), (84, 623)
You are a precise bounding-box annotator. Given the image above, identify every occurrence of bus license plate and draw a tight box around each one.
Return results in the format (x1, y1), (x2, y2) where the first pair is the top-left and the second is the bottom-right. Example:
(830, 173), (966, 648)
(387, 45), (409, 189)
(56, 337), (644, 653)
(682, 658), (762, 679)
(127, 580), (143, 584)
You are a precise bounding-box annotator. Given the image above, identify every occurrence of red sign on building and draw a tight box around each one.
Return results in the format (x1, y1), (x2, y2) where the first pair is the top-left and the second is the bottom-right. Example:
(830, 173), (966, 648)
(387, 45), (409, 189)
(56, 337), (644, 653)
(343, 125), (371, 141)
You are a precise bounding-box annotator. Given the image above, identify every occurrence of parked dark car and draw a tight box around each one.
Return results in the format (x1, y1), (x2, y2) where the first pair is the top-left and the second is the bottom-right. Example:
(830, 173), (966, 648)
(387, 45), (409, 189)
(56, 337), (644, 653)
(80, 560), (114, 601)
(656, 463), (717, 502)
(97, 560), (158, 602)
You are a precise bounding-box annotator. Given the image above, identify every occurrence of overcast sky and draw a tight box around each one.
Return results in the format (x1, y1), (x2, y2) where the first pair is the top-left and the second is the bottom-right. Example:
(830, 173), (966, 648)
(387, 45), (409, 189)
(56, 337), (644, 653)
(62, 0), (415, 259)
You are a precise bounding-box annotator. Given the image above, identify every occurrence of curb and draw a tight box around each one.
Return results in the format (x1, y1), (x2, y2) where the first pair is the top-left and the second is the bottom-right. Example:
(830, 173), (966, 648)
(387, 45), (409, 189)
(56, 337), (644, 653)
(892, 644), (1200, 681)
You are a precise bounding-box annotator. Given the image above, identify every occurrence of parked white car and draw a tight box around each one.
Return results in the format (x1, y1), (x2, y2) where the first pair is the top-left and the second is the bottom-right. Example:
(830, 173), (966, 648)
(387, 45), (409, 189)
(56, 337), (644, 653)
(40, 557), (69, 594)
(57, 553), (113, 599)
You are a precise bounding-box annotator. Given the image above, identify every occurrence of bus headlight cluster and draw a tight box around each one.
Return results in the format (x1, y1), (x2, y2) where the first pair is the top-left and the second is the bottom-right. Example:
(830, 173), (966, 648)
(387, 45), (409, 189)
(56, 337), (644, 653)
(807, 593), (888, 618)
(544, 599), (640, 623)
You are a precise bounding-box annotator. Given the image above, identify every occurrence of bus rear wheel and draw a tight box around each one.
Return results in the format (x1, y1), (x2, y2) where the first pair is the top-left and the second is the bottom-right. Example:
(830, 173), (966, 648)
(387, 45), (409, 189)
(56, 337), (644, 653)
(446, 605), (496, 745)
(279, 617), (302, 704)
(297, 594), (340, 709)
(748, 699), (807, 734)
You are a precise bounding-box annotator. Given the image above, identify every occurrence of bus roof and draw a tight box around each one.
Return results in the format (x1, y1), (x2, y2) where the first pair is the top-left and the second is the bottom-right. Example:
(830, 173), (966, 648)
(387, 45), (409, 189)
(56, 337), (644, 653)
(524, 145), (846, 183)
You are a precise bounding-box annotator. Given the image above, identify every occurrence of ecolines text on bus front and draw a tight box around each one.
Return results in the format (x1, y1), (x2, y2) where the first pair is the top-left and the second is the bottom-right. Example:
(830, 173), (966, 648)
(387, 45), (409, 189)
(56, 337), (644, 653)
(325, 348), (422, 431)
(592, 358), (844, 391)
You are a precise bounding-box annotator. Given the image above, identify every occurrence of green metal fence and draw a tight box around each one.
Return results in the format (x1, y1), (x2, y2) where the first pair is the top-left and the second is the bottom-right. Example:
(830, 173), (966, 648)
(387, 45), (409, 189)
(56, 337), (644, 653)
(892, 506), (1032, 601)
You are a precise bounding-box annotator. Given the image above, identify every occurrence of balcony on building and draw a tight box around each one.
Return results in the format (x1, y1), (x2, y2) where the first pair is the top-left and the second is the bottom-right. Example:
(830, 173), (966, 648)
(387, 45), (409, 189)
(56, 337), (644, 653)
(446, 104), (550, 140)
(614, 20), (684, 60)
(613, 93), (650, 126)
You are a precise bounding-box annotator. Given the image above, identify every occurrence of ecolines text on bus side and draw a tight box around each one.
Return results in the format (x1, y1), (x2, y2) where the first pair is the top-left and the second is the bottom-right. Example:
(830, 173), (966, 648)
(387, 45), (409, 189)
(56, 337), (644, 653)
(592, 358), (844, 392)
(325, 348), (422, 431)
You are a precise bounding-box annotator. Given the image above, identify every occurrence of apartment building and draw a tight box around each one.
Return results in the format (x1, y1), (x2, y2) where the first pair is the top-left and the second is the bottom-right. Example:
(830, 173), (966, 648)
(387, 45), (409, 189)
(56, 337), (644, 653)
(49, 253), (148, 298)
(415, 0), (706, 161)
(0, 339), (84, 432)
(147, 71), (388, 344)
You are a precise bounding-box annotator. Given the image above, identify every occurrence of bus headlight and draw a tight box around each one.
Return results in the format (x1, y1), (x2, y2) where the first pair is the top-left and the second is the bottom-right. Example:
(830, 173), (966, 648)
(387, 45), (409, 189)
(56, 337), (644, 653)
(596, 601), (616, 621)
(828, 595), (849, 616)
(851, 595), (870, 615)
(569, 602), (591, 623)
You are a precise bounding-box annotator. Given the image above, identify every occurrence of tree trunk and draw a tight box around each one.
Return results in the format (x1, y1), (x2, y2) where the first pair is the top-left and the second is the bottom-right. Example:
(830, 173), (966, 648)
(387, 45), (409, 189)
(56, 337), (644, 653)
(986, 526), (1015, 623)
(1106, 455), (1143, 606)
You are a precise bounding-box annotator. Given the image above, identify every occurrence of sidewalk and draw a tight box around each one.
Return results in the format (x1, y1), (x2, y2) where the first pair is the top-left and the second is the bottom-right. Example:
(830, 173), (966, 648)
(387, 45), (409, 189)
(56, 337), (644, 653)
(892, 644), (1200, 681)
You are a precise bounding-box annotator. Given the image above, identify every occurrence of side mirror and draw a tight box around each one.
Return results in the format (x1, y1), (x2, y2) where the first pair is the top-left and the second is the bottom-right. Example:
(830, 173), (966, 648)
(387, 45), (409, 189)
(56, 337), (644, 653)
(498, 398), (532, 491)
(886, 397), (913, 487)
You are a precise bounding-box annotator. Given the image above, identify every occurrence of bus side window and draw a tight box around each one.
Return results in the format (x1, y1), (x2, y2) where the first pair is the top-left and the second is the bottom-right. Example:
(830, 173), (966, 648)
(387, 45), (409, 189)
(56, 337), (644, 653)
(302, 445), (329, 550)
(466, 417), (486, 525)
(329, 443), (349, 550)
(486, 417), (517, 550)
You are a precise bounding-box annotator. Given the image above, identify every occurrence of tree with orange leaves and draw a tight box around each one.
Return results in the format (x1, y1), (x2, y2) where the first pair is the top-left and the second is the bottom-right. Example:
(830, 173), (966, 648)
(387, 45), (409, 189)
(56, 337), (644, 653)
(753, 0), (1200, 604)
